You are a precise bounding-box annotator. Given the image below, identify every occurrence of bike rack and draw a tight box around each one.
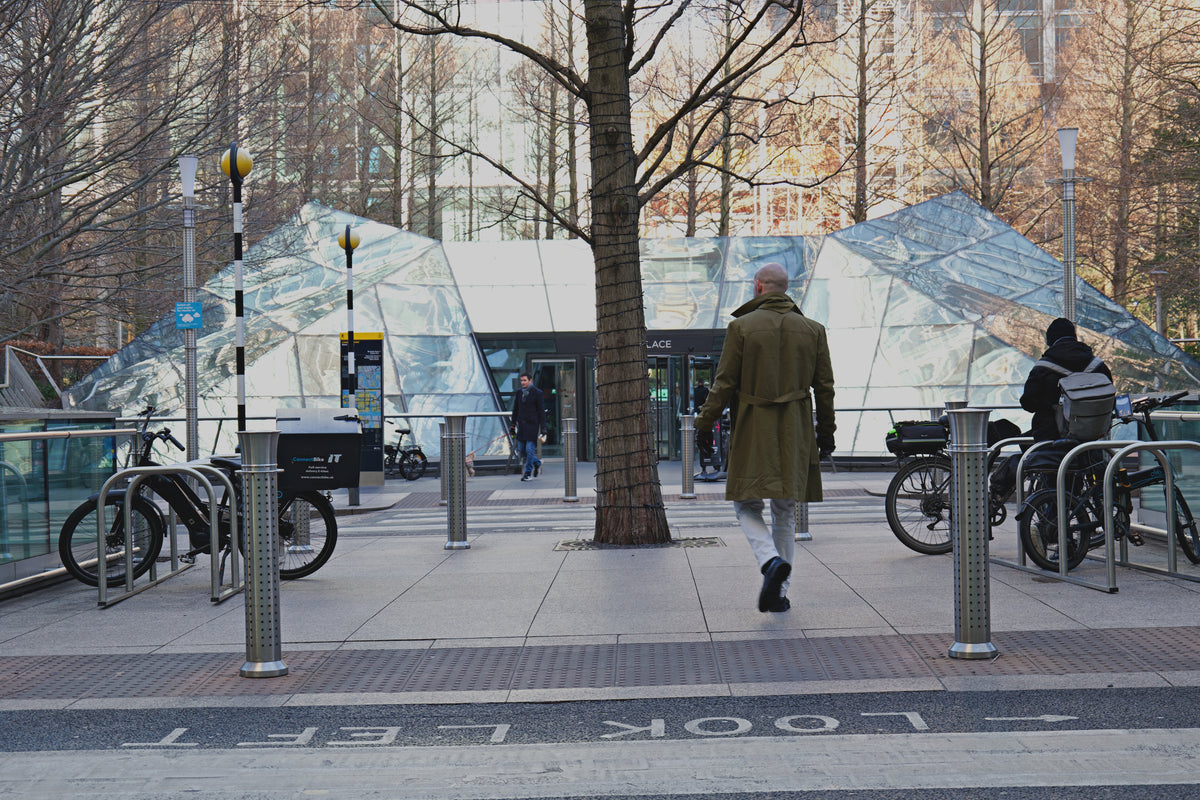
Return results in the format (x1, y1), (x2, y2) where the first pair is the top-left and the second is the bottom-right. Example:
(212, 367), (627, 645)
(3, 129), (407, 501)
(96, 463), (240, 608)
(1100, 440), (1200, 590)
(995, 439), (1135, 580)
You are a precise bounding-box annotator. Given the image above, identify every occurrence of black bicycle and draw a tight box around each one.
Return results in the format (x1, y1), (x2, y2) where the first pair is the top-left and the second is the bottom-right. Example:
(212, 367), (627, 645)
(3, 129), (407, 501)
(1017, 391), (1200, 571)
(883, 417), (1020, 555)
(384, 423), (427, 481)
(58, 406), (338, 587)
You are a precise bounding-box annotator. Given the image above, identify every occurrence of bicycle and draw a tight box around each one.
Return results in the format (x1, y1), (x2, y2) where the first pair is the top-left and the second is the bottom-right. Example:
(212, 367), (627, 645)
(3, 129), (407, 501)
(883, 417), (1020, 555)
(1017, 391), (1200, 572)
(383, 423), (428, 481)
(58, 405), (338, 587)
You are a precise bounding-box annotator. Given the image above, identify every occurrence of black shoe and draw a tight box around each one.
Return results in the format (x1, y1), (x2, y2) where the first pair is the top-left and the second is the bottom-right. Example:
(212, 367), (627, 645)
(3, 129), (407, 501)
(766, 596), (790, 613)
(521, 474), (531, 482)
(758, 557), (791, 613)
(534, 464), (540, 477)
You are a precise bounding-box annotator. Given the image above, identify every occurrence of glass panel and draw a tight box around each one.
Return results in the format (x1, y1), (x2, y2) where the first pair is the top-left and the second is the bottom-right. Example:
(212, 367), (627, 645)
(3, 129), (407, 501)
(547, 284), (598, 331)
(374, 284), (471, 336)
(390, 336), (489, 395)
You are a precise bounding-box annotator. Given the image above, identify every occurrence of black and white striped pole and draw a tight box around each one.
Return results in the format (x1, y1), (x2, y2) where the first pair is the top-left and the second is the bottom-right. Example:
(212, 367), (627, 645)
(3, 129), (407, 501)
(221, 142), (253, 433)
(339, 225), (360, 408)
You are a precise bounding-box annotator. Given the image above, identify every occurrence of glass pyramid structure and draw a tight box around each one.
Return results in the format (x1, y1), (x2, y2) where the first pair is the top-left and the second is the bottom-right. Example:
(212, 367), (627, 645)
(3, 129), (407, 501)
(63, 192), (1200, 456)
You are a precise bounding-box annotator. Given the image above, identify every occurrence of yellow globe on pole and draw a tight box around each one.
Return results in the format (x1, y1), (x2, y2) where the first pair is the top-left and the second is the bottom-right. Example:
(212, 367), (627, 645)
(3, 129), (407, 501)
(221, 147), (253, 179)
(338, 229), (360, 251)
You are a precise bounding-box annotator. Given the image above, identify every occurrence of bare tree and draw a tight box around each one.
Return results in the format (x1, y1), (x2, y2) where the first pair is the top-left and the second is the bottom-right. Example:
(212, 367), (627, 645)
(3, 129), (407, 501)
(906, 0), (1052, 224)
(1062, 0), (1200, 307)
(370, 0), (809, 544)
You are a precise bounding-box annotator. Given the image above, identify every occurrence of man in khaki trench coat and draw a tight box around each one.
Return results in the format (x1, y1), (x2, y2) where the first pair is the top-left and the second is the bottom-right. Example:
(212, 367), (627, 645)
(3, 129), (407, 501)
(696, 263), (836, 612)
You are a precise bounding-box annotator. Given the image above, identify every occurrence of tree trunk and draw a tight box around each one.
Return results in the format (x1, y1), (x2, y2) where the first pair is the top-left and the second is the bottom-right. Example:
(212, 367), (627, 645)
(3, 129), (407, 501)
(585, 0), (670, 545)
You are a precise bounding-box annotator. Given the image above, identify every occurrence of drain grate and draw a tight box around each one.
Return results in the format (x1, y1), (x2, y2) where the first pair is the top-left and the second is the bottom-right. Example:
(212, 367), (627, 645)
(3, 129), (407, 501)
(555, 536), (724, 551)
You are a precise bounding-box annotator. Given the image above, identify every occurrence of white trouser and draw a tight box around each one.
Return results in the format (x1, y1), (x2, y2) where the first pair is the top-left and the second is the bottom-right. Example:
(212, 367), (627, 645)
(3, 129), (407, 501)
(733, 498), (795, 596)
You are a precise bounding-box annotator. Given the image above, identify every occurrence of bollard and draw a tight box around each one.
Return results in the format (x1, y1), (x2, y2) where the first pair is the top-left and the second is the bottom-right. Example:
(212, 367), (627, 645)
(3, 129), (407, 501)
(443, 414), (469, 550)
(795, 502), (811, 542)
(238, 430), (287, 678)
(680, 414), (696, 499)
(563, 417), (579, 502)
(946, 408), (997, 660)
(439, 421), (447, 506)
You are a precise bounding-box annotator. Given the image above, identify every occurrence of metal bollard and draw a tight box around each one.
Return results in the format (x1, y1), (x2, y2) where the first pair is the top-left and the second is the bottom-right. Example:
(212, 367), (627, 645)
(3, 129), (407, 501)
(443, 414), (469, 550)
(680, 414), (696, 499)
(946, 408), (997, 660)
(563, 417), (579, 502)
(795, 502), (811, 542)
(238, 430), (288, 678)
(439, 421), (447, 506)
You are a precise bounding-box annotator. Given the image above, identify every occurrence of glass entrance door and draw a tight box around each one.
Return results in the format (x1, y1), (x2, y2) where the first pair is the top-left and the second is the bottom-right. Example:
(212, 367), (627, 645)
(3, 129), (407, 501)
(648, 355), (685, 459)
(530, 359), (577, 458)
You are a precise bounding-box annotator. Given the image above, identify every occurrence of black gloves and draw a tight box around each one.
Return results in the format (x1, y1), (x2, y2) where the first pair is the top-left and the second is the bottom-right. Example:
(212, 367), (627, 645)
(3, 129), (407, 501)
(817, 434), (835, 459)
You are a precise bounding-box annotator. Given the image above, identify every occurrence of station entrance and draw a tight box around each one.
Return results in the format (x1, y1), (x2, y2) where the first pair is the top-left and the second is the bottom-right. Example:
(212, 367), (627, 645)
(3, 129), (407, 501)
(480, 332), (723, 463)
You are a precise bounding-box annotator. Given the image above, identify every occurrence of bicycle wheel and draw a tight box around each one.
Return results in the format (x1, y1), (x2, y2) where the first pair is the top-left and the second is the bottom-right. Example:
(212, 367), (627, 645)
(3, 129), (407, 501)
(1170, 487), (1200, 564)
(399, 450), (427, 481)
(1017, 488), (1089, 571)
(383, 449), (399, 476)
(885, 457), (953, 555)
(276, 491), (338, 579)
(57, 495), (164, 587)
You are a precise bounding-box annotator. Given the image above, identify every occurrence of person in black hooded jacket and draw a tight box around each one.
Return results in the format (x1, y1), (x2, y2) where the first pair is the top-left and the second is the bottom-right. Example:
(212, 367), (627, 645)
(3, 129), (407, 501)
(1020, 317), (1113, 442)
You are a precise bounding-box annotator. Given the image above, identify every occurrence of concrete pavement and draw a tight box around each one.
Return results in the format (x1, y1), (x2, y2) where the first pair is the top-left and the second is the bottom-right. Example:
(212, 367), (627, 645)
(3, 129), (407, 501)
(3, 457), (1200, 709)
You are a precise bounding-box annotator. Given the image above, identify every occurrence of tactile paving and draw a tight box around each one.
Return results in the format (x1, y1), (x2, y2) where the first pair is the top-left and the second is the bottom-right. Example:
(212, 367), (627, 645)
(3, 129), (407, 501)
(805, 635), (935, 681)
(403, 646), (523, 693)
(294, 648), (426, 694)
(4, 624), (1200, 700)
(512, 643), (618, 690)
(715, 638), (829, 683)
(616, 641), (722, 686)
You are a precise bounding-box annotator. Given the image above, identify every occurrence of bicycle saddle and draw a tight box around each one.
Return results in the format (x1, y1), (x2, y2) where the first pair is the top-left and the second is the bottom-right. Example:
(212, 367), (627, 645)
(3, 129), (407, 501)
(210, 456), (243, 473)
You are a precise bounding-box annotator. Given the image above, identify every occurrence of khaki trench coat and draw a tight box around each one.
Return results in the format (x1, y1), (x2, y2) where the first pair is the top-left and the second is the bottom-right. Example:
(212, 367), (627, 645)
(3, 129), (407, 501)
(695, 292), (836, 503)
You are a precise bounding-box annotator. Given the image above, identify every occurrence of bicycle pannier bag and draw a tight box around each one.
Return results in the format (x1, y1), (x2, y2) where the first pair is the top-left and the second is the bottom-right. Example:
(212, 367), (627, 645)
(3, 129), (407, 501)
(1035, 357), (1115, 442)
(885, 420), (947, 456)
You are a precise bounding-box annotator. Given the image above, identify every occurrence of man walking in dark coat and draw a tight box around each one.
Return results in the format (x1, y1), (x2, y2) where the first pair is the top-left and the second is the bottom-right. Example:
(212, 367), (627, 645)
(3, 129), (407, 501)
(511, 372), (546, 482)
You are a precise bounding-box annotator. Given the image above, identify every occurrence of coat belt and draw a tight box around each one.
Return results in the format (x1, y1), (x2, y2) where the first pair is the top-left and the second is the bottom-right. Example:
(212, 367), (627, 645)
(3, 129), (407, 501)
(737, 390), (810, 406)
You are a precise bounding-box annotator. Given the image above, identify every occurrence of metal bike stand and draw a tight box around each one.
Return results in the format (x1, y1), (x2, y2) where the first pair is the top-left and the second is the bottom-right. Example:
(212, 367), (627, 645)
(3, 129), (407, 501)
(563, 417), (579, 503)
(946, 408), (997, 660)
(443, 414), (469, 550)
(238, 430), (287, 678)
(1102, 440), (1200, 588)
(987, 439), (1069, 571)
(188, 462), (242, 603)
(95, 465), (218, 608)
(680, 415), (696, 500)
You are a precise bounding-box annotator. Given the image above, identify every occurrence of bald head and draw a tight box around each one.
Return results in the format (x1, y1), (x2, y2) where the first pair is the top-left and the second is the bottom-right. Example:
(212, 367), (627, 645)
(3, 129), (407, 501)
(754, 263), (788, 296)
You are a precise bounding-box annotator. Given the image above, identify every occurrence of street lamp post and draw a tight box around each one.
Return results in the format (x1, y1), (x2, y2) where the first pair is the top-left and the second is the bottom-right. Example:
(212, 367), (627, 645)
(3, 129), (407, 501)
(179, 155), (199, 463)
(338, 225), (360, 408)
(1053, 128), (1090, 323)
(221, 142), (253, 432)
(1151, 269), (1167, 336)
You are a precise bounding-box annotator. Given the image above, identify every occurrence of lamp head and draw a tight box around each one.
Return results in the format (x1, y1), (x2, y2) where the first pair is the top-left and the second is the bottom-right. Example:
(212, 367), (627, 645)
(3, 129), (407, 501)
(338, 226), (360, 251)
(179, 155), (198, 198)
(1057, 128), (1078, 172)
(220, 143), (253, 180)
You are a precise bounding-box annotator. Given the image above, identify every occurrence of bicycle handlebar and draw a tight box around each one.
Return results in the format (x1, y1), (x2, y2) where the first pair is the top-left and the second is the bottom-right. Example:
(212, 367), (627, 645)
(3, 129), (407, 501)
(1129, 390), (1190, 416)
